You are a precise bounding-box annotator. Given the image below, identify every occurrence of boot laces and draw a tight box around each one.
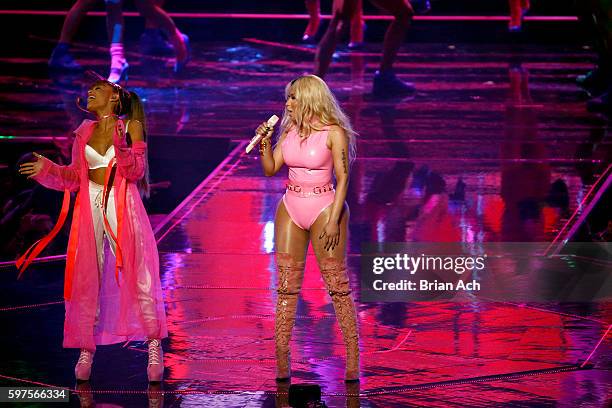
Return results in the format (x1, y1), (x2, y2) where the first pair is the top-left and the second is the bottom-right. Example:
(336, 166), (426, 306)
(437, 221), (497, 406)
(148, 339), (161, 365)
(77, 350), (92, 365)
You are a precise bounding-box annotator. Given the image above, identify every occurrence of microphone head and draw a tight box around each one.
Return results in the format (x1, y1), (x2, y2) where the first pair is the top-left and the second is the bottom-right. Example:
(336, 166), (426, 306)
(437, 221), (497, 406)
(245, 114), (279, 154)
(267, 115), (279, 127)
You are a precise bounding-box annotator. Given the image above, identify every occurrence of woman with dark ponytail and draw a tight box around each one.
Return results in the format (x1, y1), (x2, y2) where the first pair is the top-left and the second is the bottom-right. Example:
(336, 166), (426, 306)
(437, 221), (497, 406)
(18, 79), (166, 383)
(123, 90), (151, 198)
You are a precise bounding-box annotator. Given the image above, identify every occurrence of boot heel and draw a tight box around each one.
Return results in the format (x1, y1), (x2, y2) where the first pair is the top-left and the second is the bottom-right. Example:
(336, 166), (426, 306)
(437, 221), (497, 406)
(108, 61), (129, 85)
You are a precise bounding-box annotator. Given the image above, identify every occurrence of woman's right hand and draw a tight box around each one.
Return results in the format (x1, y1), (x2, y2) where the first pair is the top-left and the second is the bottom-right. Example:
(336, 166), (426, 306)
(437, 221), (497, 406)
(256, 121), (274, 142)
(18, 152), (45, 179)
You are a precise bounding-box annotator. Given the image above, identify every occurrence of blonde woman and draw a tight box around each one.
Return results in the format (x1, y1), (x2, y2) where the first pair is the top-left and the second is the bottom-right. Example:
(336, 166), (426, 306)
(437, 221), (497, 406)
(257, 75), (359, 382)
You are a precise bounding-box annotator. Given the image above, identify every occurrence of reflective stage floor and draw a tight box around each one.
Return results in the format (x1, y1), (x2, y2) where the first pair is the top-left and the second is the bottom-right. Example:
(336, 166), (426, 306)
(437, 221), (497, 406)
(0, 36), (611, 407)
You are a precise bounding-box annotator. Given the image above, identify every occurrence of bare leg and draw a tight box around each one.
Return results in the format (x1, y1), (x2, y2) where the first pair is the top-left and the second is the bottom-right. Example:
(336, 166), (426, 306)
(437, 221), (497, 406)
(315, 0), (358, 77)
(370, 0), (413, 72)
(310, 204), (350, 259)
(303, 0), (321, 41)
(310, 203), (359, 382)
(370, 0), (415, 96)
(521, 0), (531, 12)
(134, 0), (188, 65)
(105, 0), (125, 45)
(145, 0), (165, 29)
(140, 0), (174, 55)
(59, 0), (98, 44)
(273, 201), (309, 380)
(104, 0), (129, 83)
(509, 0), (522, 30)
(323, 0), (414, 95)
(349, 0), (364, 46)
(50, 0), (98, 69)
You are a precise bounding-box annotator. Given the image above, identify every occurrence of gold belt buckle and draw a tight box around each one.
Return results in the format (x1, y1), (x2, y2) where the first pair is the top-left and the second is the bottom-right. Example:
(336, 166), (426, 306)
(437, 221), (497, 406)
(288, 183), (332, 195)
(287, 184), (302, 193)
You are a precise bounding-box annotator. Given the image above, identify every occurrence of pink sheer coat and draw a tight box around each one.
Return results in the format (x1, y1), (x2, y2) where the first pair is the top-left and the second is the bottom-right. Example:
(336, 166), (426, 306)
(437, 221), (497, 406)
(32, 119), (167, 351)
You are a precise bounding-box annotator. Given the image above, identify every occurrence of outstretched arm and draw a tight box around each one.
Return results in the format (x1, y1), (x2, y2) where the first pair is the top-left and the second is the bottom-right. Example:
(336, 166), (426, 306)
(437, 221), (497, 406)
(20, 142), (81, 192)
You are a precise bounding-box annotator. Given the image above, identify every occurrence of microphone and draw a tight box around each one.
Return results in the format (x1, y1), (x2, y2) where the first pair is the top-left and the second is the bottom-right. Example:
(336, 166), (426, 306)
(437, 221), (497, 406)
(246, 115), (279, 153)
(75, 97), (90, 114)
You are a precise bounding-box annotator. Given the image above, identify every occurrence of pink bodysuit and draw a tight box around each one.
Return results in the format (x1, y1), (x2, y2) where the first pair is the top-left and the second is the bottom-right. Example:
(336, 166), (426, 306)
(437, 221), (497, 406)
(281, 126), (335, 230)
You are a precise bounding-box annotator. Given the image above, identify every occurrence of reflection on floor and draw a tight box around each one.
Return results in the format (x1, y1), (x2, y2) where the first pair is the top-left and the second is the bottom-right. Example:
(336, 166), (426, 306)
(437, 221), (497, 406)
(0, 37), (610, 407)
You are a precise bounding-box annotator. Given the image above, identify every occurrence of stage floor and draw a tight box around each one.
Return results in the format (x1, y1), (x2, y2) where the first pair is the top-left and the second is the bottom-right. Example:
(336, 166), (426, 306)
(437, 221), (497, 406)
(0, 36), (611, 407)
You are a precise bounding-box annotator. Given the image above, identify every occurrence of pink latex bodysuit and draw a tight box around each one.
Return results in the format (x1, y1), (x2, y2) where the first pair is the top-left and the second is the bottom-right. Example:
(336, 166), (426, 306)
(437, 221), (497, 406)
(281, 126), (335, 230)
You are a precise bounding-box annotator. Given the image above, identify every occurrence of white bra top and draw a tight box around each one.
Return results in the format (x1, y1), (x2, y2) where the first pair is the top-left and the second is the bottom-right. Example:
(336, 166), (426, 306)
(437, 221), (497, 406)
(85, 121), (130, 170)
(85, 144), (115, 170)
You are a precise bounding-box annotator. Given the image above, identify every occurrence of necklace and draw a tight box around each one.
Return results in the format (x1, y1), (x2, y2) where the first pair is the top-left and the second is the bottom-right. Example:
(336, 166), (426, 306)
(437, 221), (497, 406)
(98, 113), (118, 121)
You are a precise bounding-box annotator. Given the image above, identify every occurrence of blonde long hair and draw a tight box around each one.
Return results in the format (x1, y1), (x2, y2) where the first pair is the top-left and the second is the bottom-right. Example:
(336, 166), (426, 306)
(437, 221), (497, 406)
(278, 75), (356, 162)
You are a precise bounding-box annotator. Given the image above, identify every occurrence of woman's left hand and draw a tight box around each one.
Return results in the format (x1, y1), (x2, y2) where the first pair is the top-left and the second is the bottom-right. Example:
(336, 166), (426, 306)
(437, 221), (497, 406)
(113, 120), (126, 146)
(319, 221), (340, 252)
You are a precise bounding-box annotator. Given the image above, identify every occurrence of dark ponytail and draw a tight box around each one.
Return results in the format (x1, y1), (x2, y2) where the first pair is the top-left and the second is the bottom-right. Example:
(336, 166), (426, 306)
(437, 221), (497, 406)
(126, 91), (146, 129)
(116, 89), (150, 198)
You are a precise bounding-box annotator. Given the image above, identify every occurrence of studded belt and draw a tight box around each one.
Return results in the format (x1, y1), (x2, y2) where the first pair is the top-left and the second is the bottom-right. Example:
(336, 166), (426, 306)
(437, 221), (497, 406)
(286, 182), (335, 197)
